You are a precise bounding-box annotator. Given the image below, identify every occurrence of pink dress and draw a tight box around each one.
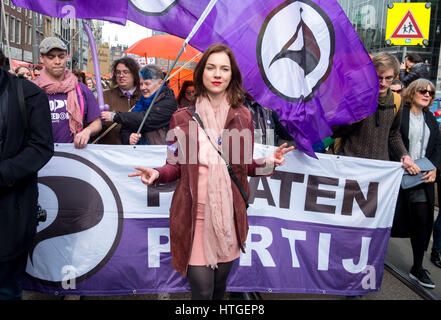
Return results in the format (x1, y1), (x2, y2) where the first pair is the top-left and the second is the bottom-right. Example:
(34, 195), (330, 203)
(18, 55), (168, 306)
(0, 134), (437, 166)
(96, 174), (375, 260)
(188, 128), (240, 266)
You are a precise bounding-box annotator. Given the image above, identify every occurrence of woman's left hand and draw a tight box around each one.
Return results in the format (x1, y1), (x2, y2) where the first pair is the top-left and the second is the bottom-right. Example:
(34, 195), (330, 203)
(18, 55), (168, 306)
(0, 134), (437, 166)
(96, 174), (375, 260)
(266, 143), (295, 168)
(422, 168), (437, 183)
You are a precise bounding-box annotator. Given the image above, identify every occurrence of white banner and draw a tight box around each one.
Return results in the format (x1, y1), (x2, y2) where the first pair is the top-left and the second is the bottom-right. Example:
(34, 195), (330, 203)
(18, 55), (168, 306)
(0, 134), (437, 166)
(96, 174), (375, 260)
(25, 144), (403, 295)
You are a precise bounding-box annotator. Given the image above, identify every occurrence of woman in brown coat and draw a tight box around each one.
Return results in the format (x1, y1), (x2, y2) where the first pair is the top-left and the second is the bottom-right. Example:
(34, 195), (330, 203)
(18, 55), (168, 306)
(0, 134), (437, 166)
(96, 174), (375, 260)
(129, 44), (293, 299)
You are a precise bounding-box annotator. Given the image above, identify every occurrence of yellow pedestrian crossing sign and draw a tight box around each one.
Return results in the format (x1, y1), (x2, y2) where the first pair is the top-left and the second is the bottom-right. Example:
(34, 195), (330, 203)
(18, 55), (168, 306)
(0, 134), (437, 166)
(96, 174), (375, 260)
(385, 3), (431, 46)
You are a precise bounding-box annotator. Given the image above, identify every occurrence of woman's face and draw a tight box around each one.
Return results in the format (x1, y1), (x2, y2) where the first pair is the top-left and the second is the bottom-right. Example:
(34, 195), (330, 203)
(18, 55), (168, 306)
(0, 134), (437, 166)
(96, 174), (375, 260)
(140, 78), (162, 98)
(115, 63), (135, 91)
(184, 85), (194, 101)
(413, 85), (434, 108)
(17, 67), (32, 80)
(202, 51), (232, 97)
(86, 79), (94, 88)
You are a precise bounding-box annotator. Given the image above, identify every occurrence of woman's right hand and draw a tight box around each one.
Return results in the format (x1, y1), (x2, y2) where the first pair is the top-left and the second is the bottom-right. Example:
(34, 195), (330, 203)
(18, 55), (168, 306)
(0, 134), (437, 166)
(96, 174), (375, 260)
(128, 166), (159, 186)
(129, 133), (141, 145)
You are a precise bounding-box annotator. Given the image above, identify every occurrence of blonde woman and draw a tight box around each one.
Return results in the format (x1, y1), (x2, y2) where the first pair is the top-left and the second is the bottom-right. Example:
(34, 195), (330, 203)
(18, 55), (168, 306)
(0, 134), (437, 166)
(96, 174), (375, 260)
(392, 79), (441, 289)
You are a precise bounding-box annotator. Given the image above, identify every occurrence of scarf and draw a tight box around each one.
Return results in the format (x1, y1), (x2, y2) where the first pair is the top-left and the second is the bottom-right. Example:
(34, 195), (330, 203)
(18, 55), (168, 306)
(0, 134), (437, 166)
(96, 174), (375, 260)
(378, 88), (393, 107)
(132, 86), (164, 112)
(196, 96), (235, 269)
(375, 88), (394, 127)
(34, 69), (82, 135)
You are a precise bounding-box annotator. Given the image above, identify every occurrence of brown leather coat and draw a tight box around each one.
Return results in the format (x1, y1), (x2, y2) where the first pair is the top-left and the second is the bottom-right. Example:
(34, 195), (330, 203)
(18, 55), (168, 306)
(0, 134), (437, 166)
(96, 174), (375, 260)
(155, 105), (265, 276)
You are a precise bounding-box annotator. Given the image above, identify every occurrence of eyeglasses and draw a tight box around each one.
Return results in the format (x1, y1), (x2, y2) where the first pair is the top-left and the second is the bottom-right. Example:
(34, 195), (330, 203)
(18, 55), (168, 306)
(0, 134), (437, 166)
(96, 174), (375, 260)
(378, 75), (394, 82)
(115, 70), (131, 76)
(185, 90), (194, 94)
(391, 89), (402, 94)
(417, 89), (435, 97)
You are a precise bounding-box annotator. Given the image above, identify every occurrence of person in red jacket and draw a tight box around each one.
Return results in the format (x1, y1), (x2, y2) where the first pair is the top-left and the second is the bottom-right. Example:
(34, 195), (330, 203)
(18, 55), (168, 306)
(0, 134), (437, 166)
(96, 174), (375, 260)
(129, 43), (293, 300)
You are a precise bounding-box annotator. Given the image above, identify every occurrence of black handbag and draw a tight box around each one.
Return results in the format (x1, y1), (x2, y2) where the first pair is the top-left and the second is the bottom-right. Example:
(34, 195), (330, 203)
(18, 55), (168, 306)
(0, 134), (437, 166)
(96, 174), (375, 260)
(188, 108), (249, 209)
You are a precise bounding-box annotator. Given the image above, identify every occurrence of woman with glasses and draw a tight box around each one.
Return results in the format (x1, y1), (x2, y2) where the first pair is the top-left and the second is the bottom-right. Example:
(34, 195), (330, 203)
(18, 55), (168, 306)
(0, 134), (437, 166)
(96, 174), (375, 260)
(392, 79), (441, 289)
(99, 57), (142, 145)
(177, 80), (195, 108)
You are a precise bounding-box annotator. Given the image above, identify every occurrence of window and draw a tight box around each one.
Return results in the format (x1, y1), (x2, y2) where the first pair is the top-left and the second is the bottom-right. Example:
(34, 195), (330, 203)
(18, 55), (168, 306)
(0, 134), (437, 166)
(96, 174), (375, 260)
(10, 16), (15, 43)
(3, 14), (8, 41)
(28, 25), (32, 45)
(16, 19), (21, 45)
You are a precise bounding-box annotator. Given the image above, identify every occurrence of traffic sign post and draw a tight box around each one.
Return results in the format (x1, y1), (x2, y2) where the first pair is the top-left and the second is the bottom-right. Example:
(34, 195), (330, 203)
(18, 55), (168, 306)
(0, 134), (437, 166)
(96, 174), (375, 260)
(385, 3), (431, 47)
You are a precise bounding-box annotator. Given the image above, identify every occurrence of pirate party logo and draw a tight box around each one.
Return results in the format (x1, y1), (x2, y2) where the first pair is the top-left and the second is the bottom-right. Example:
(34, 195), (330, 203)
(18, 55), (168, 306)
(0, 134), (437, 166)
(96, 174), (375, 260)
(26, 152), (123, 286)
(130, 0), (178, 15)
(257, 0), (335, 102)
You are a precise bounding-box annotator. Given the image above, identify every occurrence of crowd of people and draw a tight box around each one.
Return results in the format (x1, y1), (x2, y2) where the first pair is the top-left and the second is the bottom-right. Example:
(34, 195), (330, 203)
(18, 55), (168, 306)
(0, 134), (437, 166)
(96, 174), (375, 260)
(0, 33), (440, 301)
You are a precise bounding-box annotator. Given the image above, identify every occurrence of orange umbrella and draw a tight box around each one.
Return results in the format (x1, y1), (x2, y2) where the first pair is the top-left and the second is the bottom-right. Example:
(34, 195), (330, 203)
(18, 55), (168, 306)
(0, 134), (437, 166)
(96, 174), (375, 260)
(10, 59), (30, 70)
(168, 67), (194, 98)
(124, 34), (202, 62)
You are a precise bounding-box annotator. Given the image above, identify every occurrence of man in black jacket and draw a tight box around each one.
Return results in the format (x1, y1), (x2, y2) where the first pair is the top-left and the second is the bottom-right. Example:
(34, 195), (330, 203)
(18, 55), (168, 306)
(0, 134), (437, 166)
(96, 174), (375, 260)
(0, 49), (54, 300)
(399, 53), (430, 87)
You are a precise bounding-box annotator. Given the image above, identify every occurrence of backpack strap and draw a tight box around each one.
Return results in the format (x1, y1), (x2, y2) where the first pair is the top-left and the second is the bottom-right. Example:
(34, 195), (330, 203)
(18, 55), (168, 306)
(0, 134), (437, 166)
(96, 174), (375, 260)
(392, 91), (401, 116)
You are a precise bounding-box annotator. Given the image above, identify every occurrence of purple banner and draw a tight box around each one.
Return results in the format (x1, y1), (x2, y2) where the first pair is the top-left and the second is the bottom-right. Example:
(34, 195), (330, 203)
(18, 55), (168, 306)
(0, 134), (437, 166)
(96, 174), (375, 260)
(128, 0), (379, 155)
(12, 0), (127, 24)
(12, 0), (378, 155)
(23, 216), (389, 296)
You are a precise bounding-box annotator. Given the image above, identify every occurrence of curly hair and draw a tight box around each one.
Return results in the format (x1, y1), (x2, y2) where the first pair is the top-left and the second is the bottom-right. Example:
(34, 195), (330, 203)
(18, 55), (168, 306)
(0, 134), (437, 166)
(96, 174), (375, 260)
(111, 57), (140, 88)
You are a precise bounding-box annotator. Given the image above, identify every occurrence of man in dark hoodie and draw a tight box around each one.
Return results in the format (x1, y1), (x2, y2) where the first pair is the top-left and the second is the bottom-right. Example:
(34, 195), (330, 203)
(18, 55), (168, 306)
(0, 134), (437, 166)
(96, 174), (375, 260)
(0, 49), (54, 300)
(399, 53), (430, 87)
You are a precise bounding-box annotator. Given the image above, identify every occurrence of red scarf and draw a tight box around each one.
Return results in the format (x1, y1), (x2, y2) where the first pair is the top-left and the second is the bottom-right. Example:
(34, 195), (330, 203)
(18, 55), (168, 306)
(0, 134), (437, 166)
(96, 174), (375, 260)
(33, 69), (83, 135)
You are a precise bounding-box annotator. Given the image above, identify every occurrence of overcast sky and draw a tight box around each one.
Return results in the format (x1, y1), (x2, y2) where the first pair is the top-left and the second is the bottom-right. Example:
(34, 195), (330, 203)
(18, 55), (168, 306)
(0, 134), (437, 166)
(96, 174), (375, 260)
(101, 21), (152, 47)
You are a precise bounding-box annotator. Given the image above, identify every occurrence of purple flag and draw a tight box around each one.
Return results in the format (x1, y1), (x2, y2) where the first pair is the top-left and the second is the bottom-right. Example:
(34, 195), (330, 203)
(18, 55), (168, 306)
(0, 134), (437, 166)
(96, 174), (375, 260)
(127, 0), (379, 156)
(13, 0), (378, 155)
(11, 0), (128, 25)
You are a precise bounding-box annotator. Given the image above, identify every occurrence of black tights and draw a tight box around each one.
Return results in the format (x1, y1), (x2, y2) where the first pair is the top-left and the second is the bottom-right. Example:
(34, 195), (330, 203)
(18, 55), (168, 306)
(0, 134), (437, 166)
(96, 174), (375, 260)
(187, 262), (234, 300)
(410, 202), (430, 270)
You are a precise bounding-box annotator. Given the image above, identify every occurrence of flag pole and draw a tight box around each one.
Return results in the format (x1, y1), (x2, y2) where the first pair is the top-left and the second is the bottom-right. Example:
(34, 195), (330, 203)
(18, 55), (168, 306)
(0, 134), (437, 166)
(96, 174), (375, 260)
(166, 52), (202, 81)
(135, 0), (218, 135)
(82, 21), (108, 111)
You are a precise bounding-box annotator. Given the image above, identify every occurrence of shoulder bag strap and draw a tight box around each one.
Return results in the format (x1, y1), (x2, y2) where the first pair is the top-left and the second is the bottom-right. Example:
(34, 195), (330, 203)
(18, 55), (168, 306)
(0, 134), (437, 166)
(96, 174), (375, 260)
(188, 107), (249, 208)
